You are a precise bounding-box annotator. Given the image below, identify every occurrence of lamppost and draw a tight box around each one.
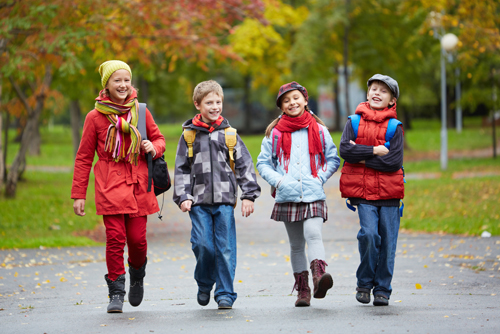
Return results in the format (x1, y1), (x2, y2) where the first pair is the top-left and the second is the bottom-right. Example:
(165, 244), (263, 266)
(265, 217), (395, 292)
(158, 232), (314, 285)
(430, 12), (459, 171)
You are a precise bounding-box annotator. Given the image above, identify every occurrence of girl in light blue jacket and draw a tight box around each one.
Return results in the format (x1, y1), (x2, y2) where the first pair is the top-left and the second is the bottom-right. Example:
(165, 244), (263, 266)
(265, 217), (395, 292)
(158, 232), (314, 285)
(257, 81), (340, 307)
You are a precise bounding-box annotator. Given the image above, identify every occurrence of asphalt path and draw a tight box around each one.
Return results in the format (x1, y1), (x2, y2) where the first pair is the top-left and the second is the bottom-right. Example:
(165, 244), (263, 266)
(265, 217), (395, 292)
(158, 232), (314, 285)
(1, 175), (499, 333)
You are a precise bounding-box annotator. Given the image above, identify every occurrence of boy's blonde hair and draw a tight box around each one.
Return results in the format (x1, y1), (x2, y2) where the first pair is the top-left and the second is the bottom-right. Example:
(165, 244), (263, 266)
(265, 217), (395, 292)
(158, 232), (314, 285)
(193, 80), (224, 104)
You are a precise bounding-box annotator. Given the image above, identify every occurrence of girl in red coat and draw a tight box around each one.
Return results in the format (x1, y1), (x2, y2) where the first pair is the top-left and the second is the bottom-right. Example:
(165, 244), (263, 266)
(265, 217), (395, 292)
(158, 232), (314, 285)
(71, 60), (165, 313)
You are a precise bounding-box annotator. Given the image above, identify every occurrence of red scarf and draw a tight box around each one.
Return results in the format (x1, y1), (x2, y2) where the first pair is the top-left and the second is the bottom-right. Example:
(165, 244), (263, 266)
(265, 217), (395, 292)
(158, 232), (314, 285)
(192, 114), (224, 133)
(275, 112), (326, 178)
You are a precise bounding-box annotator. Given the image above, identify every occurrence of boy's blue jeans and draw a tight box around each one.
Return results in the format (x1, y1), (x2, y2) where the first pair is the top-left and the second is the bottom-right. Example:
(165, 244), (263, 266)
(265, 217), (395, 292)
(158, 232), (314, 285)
(189, 204), (237, 304)
(356, 203), (400, 299)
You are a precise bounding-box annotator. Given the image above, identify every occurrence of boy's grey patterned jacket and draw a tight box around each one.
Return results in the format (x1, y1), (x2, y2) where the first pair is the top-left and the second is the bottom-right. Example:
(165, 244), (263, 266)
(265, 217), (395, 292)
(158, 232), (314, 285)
(173, 118), (261, 208)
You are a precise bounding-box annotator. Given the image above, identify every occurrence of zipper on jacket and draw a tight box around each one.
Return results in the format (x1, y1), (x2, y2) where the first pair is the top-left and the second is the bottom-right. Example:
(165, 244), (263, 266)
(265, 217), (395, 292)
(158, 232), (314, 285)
(209, 132), (214, 204)
(229, 172), (237, 199)
(190, 174), (196, 195)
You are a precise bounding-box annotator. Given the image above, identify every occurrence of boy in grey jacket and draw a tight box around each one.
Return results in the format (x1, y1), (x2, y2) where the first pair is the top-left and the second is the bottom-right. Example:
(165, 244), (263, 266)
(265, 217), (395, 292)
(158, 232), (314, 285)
(173, 80), (261, 309)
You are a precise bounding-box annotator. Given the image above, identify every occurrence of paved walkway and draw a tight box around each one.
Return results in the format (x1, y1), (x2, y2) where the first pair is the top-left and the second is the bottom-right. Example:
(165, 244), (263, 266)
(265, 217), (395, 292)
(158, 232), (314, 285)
(1, 176), (499, 333)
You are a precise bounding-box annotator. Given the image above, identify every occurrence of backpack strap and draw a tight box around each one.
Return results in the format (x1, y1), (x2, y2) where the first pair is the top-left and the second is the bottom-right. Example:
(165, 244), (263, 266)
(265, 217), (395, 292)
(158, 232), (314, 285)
(224, 127), (237, 175)
(348, 114), (361, 138)
(319, 128), (325, 152)
(385, 118), (402, 149)
(138, 103), (153, 192)
(183, 129), (197, 158)
(271, 127), (281, 163)
(138, 103), (148, 140)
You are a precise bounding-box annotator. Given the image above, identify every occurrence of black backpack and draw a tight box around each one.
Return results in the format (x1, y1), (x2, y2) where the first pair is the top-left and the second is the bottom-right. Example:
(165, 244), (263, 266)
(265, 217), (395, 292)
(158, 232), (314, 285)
(138, 103), (171, 218)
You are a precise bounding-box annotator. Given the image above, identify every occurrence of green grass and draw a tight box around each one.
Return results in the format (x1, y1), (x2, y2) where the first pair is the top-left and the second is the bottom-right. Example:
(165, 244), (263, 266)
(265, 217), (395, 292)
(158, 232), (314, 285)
(0, 172), (101, 249)
(403, 176), (500, 235)
(405, 125), (493, 152)
(403, 157), (500, 174)
(1, 116), (499, 248)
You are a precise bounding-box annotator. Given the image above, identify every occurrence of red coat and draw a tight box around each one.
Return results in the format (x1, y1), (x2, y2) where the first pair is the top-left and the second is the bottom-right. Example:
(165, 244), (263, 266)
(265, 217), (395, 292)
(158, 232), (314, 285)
(340, 104), (404, 200)
(71, 108), (165, 217)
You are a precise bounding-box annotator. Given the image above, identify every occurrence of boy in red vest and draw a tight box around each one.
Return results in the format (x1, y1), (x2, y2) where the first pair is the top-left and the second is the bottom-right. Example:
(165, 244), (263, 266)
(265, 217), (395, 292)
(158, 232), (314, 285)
(339, 74), (404, 306)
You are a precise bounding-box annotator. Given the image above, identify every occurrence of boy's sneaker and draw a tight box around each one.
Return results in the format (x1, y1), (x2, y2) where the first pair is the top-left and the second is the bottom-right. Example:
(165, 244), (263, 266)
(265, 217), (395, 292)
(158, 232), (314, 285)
(355, 287), (371, 304)
(356, 292), (370, 304)
(373, 295), (389, 306)
(217, 299), (233, 309)
(197, 291), (210, 306)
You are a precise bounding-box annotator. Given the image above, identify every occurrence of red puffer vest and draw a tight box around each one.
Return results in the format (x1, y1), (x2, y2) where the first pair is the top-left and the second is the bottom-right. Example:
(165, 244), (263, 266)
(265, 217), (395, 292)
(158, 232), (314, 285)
(340, 102), (404, 200)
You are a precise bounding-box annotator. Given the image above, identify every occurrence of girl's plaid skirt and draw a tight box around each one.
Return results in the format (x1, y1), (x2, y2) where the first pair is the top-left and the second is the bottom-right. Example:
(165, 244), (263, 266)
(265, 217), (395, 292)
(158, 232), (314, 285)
(271, 200), (327, 223)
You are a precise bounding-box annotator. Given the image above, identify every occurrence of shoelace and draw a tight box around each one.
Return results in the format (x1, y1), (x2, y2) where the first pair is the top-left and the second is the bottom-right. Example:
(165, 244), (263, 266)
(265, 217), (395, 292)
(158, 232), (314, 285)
(292, 274), (309, 295)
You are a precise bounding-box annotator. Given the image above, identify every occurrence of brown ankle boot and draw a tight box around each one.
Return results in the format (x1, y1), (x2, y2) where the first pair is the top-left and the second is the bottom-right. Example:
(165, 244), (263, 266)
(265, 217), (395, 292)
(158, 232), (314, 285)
(293, 271), (311, 307)
(310, 259), (333, 299)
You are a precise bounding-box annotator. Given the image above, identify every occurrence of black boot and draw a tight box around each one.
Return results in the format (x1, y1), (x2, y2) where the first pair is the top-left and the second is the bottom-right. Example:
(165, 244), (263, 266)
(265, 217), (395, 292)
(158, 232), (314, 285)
(105, 274), (126, 313)
(128, 258), (147, 307)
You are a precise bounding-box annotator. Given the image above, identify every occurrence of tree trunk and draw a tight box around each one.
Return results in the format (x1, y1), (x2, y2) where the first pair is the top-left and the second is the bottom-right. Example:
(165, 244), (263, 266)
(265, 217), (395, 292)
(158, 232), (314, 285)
(2, 111), (9, 183)
(29, 122), (41, 156)
(6, 65), (52, 198)
(333, 65), (342, 132)
(493, 78), (497, 159)
(243, 75), (252, 134)
(0, 112), (3, 190)
(0, 75), (3, 189)
(0, 39), (4, 187)
(69, 99), (82, 159)
(343, 0), (351, 116)
(138, 76), (149, 105)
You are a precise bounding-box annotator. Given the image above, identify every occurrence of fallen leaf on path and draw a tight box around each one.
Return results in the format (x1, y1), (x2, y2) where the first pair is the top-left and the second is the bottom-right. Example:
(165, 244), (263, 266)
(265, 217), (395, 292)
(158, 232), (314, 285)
(415, 283), (422, 289)
(129, 318), (135, 320)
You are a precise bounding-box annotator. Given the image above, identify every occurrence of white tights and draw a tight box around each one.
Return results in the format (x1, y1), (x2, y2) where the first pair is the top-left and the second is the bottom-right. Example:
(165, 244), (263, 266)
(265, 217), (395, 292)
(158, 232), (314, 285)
(284, 217), (325, 273)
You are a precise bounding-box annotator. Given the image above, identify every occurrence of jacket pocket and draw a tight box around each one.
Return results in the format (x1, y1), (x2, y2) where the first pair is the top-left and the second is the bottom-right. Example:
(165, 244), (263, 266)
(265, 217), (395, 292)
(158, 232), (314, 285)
(228, 172), (237, 202)
(94, 161), (109, 188)
(276, 174), (287, 190)
(379, 169), (404, 199)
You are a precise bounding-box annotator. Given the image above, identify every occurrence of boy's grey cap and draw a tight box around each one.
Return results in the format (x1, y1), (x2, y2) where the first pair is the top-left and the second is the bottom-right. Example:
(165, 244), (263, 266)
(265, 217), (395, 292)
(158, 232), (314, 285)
(367, 74), (399, 99)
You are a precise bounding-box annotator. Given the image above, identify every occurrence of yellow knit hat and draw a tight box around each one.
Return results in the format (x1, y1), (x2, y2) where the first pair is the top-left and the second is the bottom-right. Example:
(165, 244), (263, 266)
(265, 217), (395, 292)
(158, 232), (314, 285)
(98, 60), (132, 88)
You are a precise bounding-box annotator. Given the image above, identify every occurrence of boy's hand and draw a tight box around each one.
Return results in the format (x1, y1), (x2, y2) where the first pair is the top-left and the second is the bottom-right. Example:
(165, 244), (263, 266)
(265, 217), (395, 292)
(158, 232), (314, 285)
(180, 200), (193, 212)
(373, 145), (389, 156)
(141, 140), (156, 156)
(73, 199), (86, 216)
(241, 199), (254, 217)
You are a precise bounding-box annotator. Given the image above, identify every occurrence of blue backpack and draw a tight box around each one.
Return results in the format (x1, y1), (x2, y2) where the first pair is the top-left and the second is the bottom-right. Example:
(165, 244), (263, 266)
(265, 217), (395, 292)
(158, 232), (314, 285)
(349, 114), (401, 149)
(346, 114), (405, 217)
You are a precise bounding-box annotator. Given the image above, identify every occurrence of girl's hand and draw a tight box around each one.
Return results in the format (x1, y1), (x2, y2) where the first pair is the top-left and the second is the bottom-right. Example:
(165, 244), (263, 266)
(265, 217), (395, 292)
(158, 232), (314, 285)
(73, 199), (86, 216)
(350, 140), (356, 145)
(141, 140), (156, 156)
(180, 200), (193, 212)
(241, 199), (254, 217)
